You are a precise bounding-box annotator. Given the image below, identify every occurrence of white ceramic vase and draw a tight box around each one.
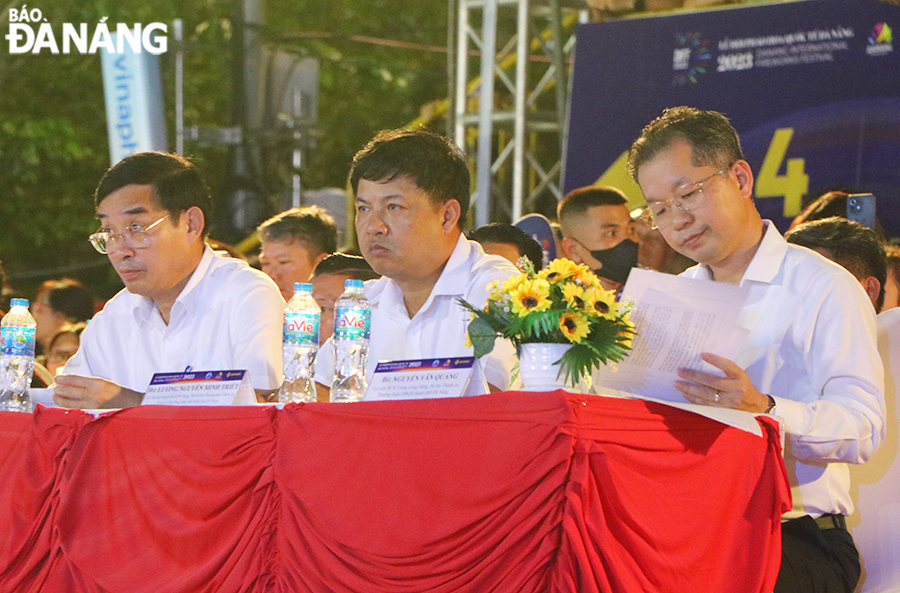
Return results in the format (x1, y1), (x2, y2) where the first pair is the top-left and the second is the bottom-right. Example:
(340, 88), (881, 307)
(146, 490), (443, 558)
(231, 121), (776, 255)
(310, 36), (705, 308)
(519, 343), (573, 391)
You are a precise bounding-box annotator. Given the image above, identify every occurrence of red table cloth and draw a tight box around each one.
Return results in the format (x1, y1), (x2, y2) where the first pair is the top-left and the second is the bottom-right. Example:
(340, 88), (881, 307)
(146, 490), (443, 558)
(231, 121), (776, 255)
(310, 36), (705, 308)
(0, 391), (790, 593)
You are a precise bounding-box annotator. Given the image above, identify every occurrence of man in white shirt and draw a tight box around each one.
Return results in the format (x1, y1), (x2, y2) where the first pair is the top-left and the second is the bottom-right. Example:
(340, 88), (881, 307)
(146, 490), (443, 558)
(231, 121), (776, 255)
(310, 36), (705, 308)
(55, 152), (284, 408)
(314, 129), (518, 399)
(627, 107), (885, 593)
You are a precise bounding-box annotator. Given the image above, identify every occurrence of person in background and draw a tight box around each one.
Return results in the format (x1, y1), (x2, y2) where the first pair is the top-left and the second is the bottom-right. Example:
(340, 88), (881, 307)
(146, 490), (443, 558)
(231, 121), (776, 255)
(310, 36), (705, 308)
(557, 185), (641, 292)
(468, 223), (544, 270)
(630, 207), (695, 275)
(882, 245), (900, 312)
(0, 258), (12, 314)
(44, 322), (87, 376)
(785, 217), (887, 313)
(628, 106), (884, 593)
(310, 253), (380, 345)
(258, 206), (338, 301)
(32, 278), (95, 354)
(314, 128), (519, 400)
(54, 152), (284, 408)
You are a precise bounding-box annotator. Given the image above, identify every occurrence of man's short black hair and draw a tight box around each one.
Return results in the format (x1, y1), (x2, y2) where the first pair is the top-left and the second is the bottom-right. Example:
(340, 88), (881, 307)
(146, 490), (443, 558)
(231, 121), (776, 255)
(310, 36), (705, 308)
(785, 216), (887, 312)
(349, 128), (470, 230)
(311, 253), (380, 281)
(557, 186), (628, 223)
(468, 223), (544, 270)
(627, 106), (745, 181)
(38, 278), (94, 322)
(94, 152), (212, 235)
(257, 206), (338, 256)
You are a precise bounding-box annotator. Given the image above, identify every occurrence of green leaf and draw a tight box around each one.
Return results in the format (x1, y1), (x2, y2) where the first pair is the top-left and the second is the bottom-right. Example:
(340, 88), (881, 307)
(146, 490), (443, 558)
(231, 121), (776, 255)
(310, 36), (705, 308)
(467, 316), (498, 359)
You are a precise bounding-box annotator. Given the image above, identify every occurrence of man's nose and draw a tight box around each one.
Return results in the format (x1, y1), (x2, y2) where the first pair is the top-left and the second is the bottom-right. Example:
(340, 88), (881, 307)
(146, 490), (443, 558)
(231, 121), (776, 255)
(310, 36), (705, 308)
(670, 204), (694, 230)
(361, 213), (388, 236)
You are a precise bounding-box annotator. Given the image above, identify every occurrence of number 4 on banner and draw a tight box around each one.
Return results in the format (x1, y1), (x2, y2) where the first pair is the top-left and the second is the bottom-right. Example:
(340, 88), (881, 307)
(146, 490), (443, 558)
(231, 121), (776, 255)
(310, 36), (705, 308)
(755, 128), (809, 218)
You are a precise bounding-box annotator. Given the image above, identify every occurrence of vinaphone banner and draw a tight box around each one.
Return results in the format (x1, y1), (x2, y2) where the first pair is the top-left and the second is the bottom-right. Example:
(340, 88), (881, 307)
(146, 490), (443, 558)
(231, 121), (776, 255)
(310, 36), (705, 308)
(564, 0), (900, 235)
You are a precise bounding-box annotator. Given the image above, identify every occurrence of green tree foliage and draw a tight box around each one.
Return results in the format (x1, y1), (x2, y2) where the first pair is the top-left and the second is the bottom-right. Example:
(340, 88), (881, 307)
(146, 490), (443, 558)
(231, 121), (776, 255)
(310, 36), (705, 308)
(0, 0), (449, 298)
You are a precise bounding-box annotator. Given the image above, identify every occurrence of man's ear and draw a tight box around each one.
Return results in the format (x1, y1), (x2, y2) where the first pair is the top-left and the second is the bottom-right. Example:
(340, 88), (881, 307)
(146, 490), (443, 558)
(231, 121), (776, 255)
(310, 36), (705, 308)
(441, 199), (461, 232)
(733, 160), (755, 199)
(863, 276), (881, 311)
(183, 206), (205, 240)
(561, 237), (583, 264)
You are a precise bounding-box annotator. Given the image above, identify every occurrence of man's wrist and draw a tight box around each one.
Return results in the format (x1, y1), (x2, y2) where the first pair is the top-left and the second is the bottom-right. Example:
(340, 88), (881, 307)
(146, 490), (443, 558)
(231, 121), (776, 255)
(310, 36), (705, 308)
(763, 394), (776, 414)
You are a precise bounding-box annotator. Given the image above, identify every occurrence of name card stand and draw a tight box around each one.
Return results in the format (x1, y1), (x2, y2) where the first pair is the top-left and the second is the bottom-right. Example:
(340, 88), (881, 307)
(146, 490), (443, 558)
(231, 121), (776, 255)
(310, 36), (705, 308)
(366, 357), (484, 401)
(142, 370), (256, 406)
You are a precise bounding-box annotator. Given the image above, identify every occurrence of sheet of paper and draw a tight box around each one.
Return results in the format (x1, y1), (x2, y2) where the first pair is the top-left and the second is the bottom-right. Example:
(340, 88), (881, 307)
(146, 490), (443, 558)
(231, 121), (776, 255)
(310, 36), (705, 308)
(594, 268), (750, 404)
(366, 357), (477, 401)
(142, 370), (256, 406)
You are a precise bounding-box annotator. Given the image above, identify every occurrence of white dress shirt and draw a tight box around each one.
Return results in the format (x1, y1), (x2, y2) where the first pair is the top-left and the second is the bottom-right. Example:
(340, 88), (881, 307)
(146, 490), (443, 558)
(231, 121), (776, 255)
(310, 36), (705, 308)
(315, 235), (519, 397)
(683, 221), (885, 518)
(65, 246), (285, 393)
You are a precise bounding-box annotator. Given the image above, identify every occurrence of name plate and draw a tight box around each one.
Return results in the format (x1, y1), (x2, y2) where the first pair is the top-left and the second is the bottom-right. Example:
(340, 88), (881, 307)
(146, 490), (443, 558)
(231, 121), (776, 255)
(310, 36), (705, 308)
(142, 370), (256, 406)
(366, 357), (478, 401)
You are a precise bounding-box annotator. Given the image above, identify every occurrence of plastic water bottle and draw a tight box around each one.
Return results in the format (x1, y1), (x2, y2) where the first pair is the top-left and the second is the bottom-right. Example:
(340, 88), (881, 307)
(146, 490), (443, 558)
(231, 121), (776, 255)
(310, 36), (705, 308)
(279, 283), (320, 403)
(0, 299), (37, 412)
(330, 279), (370, 403)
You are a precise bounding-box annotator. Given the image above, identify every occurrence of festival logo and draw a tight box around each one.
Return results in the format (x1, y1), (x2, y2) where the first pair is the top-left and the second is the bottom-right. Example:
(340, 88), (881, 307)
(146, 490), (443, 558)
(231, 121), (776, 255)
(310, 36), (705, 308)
(867, 22), (893, 56)
(672, 32), (712, 86)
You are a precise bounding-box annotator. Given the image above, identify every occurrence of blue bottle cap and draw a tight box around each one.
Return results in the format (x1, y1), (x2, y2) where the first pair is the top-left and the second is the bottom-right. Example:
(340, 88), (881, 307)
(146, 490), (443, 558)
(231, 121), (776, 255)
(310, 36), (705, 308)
(344, 279), (364, 289)
(10, 298), (29, 308)
(293, 282), (312, 293)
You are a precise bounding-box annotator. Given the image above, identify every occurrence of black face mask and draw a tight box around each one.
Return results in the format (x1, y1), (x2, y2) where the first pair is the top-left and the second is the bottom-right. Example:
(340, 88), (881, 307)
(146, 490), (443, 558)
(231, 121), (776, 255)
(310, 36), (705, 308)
(587, 239), (639, 285)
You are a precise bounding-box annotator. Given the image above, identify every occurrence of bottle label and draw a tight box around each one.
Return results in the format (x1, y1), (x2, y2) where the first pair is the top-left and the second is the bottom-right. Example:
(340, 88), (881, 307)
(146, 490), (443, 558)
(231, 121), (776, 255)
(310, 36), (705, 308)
(1, 326), (36, 357)
(284, 312), (319, 345)
(334, 307), (370, 340)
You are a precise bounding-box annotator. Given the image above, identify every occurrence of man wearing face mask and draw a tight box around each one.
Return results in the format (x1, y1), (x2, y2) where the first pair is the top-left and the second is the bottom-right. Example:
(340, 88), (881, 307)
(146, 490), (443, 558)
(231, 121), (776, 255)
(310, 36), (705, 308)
(557, 185), (641, 293)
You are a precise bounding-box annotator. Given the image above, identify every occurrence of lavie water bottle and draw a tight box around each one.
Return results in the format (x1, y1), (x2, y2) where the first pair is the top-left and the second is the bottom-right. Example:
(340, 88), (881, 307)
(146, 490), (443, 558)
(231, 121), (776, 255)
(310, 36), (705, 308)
(0, 299), (36, 412)
(330, 279), (370, 402)
(280, 283), (319, 403)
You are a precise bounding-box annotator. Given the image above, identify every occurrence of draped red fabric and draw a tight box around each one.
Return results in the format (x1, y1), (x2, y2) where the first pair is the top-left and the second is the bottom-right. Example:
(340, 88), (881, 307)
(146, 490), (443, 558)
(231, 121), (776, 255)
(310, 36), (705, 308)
(0, 392), (790, 593)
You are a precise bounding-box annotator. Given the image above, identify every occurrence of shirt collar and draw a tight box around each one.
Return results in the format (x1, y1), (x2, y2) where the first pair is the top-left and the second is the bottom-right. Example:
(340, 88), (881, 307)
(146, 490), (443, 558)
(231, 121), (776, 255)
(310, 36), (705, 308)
(740, 220), (787, 286)
(130, 246), (212, 325)
(688, 220), (785, 285)
(368, 233), (471, 319)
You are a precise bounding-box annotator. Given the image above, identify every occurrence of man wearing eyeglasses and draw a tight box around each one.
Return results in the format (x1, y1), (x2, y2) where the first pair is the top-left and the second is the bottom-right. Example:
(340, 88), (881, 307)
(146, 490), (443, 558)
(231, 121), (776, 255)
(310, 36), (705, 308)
(627, 107), (884, 593)
(557, 185), (640, 293)
(53, 152), (284, 408)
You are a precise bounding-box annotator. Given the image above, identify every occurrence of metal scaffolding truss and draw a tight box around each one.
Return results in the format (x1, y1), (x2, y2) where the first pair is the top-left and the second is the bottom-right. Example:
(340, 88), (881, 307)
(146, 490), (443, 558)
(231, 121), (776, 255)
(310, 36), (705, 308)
(453, 0), (584, 226)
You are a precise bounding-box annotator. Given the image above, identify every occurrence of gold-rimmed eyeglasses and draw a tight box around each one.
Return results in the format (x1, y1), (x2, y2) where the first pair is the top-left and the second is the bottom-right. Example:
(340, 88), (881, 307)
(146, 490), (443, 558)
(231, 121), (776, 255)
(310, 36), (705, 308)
(639, 167), (731, 230)
(89, 214), (169, 254)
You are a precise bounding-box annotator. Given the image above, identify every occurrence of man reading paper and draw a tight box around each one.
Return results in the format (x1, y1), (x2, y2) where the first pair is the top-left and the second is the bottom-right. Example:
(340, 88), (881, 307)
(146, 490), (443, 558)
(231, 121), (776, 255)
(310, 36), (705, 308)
(314, 128), (518, 400)
(54, 152), (284, 408)
(627, 107), (885, 593)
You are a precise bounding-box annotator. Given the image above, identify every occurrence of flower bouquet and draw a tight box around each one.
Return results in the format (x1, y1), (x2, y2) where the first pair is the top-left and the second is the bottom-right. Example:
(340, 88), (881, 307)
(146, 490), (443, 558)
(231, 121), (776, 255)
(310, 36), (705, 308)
(458, 258), (635, 388)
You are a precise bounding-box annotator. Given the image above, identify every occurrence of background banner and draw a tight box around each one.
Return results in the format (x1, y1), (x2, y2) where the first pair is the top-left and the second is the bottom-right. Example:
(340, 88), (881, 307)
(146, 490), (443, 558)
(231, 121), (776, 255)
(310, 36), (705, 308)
(565, 0), (900, 236)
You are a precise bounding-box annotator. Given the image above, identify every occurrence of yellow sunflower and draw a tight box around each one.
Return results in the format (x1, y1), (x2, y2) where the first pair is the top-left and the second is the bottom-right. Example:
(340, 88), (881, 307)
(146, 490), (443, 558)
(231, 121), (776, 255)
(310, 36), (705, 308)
(618, 319), (636, 349)
(572, 265), (602, 289)
(510, 278), (552, 316)
(561, 283), (587, 309)
(539, 258), (580, 283)
(583, 287), (618, 319)
(501, 274), (528, 294)
(559, 311), (590, 343)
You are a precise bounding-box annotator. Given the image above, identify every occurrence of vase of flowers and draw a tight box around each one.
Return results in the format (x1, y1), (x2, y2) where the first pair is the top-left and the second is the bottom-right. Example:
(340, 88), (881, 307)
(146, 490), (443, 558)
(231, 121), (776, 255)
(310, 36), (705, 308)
(459, 258), (635, 391)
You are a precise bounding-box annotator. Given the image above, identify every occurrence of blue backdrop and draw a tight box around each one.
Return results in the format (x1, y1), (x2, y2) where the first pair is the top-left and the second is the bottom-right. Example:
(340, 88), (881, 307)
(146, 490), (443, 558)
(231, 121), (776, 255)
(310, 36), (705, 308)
(565, 0), (900, 236)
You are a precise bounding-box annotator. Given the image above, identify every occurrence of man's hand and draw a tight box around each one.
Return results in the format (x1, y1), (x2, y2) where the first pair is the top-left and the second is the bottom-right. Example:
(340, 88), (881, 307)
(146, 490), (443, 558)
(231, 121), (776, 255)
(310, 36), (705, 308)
(53, 374), (143, 409)
(675, 352), (770, 413)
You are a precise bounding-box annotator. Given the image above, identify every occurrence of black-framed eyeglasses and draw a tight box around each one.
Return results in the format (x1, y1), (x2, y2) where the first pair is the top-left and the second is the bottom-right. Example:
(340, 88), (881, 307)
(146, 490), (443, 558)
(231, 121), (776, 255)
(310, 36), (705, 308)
(639, 167), (731, 230)
(89, 214), (169, 254)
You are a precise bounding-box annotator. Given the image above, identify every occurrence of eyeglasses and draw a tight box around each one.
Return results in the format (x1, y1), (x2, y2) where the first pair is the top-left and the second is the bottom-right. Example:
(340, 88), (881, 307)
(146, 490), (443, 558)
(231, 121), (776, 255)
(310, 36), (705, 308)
(639, 167), (731, 230)
(89, 214), (169, 254)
